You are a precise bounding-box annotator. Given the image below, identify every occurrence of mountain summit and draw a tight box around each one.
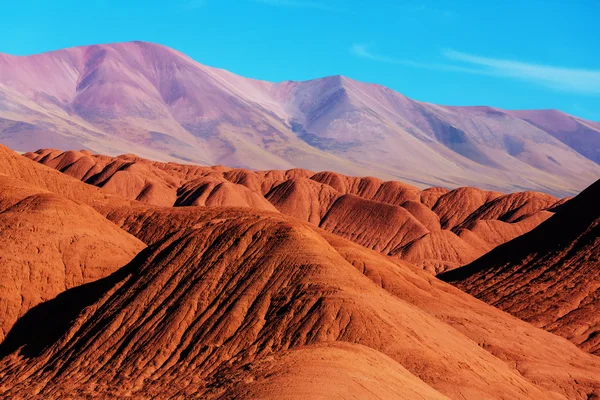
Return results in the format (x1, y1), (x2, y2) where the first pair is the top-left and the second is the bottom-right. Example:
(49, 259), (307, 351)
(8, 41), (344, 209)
(1, 41), (598, 195)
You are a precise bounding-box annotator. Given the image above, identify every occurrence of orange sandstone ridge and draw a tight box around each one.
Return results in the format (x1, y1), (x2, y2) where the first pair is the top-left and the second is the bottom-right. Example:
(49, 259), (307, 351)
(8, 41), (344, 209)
(0, 144), (598, 398)
(441, 177), (600, 355)
(26, 148), (565, 274)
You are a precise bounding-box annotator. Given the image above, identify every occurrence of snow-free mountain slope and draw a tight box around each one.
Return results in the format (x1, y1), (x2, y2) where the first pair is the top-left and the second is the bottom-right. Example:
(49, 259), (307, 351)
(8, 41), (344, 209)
(1, 144), (600, 398)
(505, 109), (600, 163)
(0, 190), (144, 345)
(441, 178), (600, 355)
(3, 205), (600, 398)
(0, 154), (145, 343)
(1, 41), (599, 195)
(27, 148), (564, 273)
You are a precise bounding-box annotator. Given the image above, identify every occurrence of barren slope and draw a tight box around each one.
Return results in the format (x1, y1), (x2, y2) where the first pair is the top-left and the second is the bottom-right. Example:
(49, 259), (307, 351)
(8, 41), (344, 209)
(1, 143), (600, 398)
(1, 207), (600, 398)
(0, 145), (149, 345)
(0, 170), (144, 346)
(27, 148), (562, 273)
(215, 343), (450, 400)
(2, 42), (599, 195)
(441, 179), (600, 355)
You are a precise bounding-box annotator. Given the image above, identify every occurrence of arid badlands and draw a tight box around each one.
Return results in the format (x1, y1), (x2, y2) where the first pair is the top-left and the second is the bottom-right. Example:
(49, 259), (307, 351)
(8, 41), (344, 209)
(0, 42), (598, 399)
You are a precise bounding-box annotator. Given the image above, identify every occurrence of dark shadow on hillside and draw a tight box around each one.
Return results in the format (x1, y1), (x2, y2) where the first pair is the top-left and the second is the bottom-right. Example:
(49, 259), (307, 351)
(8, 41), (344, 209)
(0, 250), (148, 359)
(439, 178), (600, 282)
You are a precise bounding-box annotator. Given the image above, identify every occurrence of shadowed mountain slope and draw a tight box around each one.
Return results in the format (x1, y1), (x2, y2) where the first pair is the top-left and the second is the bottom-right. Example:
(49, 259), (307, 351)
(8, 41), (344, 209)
(1, 206), (600, 398)
(0, 144), (150, 346)
(1, 41), (599, 195)
(1, 144), (600, 398)
(0, 166), (144, 345)
(440, 178), (600, 355)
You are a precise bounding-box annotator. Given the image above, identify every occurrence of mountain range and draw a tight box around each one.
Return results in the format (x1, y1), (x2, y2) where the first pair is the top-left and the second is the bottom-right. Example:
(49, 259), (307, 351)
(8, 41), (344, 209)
(1, 41), (599, 196)
(1, 143), (600, 398)
(25, 148), (566, 274)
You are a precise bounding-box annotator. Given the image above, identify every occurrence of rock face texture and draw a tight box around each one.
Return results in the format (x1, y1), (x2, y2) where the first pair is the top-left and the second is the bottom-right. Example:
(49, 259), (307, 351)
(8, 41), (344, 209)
(26, 148), (563, 273)
(0, 144), (600, 398)
(0, 149), (145, 343)
(441, 178), (600, 355)
(1, 205), (600, 398)
(0, 189), (145, 344)
(1, 41), (599, 195)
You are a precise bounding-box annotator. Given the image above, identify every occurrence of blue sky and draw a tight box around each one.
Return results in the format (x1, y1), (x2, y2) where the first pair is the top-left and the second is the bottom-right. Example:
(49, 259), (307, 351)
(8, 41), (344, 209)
(2, 0), (599, 121)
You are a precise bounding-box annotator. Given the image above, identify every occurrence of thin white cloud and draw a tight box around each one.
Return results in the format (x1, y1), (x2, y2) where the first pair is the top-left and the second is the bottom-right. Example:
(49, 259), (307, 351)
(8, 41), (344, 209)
(351, 43), (600, 95)
(351, 43), (406, 64)
(351, 44), (483, 74)
(444, 49), (600, 95)
(255, 0), (338, 11)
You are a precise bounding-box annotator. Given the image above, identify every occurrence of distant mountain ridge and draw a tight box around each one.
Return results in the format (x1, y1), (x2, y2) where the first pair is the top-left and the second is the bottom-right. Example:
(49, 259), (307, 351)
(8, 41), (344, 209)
(1, 41), (599, 195)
